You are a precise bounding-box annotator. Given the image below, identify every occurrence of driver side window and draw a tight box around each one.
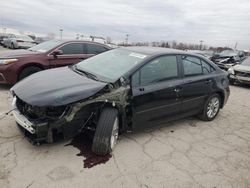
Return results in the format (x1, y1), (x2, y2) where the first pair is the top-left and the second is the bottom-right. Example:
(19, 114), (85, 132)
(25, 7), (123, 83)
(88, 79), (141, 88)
(132, 55), (178, 86)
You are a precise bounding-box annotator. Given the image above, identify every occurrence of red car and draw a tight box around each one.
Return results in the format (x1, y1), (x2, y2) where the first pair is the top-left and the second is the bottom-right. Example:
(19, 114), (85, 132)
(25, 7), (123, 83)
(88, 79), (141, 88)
(0, 40), (111, 84)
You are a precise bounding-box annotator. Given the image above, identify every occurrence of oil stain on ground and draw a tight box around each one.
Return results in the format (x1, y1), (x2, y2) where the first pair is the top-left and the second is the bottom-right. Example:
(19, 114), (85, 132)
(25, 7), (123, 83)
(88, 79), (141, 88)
(66, 133), (112, 168)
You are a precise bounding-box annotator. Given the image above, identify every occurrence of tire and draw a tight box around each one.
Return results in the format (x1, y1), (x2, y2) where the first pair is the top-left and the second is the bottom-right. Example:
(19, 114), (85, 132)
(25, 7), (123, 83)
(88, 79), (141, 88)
(19, 66), (42, 81)
(92, 108), (119, 155)
(199, 94), (221, 121)
(11, 43), (15, 49)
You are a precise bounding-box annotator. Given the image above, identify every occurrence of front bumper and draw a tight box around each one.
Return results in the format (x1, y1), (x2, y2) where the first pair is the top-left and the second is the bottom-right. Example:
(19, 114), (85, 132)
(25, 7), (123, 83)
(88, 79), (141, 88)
(229, 74), (250, 84)
(11, 96), (89, 143)
(12, 97), (50, 142)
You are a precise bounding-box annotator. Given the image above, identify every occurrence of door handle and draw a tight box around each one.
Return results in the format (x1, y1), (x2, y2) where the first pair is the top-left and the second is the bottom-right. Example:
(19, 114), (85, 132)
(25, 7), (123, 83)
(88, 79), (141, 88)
(174, 87), (182, 93)
(205, 79), (212, 84)
(139, 87), (145, 92)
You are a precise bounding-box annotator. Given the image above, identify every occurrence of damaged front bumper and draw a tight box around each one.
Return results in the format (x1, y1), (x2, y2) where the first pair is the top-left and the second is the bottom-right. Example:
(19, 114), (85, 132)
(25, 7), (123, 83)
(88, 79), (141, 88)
(12, 96), (77, 143)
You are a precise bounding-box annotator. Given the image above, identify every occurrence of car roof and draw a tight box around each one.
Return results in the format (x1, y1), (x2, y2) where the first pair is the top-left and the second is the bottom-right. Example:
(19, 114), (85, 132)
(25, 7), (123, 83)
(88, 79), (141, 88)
(122, 46), (189, 56)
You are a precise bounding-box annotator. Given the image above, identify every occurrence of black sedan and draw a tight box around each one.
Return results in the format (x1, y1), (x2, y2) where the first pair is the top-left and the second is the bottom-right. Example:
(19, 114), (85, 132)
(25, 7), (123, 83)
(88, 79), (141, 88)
(11, 47), (230, 155)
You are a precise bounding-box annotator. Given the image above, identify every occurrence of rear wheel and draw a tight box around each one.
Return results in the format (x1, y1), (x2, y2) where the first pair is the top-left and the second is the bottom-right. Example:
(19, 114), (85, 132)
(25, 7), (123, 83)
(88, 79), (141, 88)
(11, 43), (15, 49)
(92, 108), (119, 155)
(19, 66), (42, 81)
(199, 94), (221, 121)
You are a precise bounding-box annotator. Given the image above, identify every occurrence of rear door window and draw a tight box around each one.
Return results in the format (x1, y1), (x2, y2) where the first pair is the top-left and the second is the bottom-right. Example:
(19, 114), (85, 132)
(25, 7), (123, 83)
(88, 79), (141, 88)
(182, 56), (214, 76)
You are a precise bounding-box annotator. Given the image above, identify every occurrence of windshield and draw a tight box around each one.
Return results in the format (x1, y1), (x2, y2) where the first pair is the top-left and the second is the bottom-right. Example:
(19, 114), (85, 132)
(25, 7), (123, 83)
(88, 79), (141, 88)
(241, 57), (250, 66)
(76, 48), (147, 82)
(28, 40), (64, 52)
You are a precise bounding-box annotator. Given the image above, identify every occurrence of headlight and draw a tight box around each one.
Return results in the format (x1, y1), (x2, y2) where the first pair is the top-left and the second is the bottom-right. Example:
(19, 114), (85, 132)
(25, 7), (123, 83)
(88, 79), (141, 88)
(0, 59), (18, 65)
(228, 67), (235, 75)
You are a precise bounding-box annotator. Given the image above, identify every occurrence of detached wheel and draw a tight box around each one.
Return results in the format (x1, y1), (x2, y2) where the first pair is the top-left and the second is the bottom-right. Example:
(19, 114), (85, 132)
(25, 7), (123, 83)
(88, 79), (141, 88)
(199, 94), (221, 121)
(19, 66), (42, 81)
(92, 108), (119, 155)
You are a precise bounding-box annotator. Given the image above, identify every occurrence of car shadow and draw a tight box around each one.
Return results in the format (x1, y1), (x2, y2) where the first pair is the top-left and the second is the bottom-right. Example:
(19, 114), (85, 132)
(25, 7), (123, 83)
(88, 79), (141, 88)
(0, 84), (12, 91)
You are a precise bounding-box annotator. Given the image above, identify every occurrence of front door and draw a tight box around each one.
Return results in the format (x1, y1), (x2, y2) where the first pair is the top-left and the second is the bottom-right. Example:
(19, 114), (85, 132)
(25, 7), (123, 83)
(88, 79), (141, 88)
(131, 55), (182, 130)
(49, 43), (90, 68)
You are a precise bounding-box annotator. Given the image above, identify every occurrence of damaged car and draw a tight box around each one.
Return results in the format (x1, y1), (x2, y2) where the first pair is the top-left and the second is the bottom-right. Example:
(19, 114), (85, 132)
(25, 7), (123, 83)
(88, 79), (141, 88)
(228, 56), (250, 85)
(11, 47), (230, 155)
(211, 50), (246, 70)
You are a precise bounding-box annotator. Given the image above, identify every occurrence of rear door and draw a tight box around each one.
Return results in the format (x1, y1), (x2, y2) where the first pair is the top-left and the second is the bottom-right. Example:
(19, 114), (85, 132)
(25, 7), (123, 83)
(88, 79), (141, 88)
(49, 42), (89, 68)
(131, 55), (183, 129)
(179, 55), (216, 114)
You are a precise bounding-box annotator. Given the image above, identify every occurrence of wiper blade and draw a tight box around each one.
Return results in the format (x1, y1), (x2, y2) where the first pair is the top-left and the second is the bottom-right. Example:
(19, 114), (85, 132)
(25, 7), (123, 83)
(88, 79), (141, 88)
(74, 65), (99, 81)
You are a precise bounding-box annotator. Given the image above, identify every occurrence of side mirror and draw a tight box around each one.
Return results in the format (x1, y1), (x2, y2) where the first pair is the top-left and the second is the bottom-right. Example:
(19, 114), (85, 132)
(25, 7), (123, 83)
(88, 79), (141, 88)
(52, 49), (63, 58)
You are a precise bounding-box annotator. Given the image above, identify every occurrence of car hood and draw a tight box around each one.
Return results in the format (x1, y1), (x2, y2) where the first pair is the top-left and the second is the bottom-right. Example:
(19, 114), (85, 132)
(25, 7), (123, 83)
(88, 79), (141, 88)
(11, 67), (108, 106)
(233, 64), (250, 73)
(0, 49), (41, 58)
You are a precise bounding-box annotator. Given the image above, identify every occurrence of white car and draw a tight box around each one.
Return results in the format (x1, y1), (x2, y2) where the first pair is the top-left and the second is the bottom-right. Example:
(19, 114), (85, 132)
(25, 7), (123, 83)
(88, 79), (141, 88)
(5, 34), (36, 49)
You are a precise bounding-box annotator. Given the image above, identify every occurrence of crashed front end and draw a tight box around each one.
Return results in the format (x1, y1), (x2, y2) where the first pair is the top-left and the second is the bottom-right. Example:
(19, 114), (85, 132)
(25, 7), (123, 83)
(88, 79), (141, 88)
(12, 96), (90, 143)
(211, 56), (237, 70)
(11, 85), (131, 144)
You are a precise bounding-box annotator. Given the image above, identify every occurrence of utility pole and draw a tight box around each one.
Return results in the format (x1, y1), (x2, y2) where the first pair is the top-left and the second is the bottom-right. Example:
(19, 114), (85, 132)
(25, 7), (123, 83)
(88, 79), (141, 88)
(125, 34), (129, 45)
(234, 42), (238, 50)
(199, 40), (204, 50)
(59, 29), (63, 40)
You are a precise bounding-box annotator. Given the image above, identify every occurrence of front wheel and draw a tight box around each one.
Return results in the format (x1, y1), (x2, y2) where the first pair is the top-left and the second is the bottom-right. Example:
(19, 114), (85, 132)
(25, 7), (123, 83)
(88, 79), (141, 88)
(18, 66), (42, 81)
(92, 108), (119, 155)
(199, 94), (221, 121)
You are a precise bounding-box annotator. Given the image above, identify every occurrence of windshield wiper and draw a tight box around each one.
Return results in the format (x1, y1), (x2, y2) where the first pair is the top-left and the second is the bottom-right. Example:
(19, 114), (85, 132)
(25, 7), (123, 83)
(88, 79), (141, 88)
(74, 65), (99, 81)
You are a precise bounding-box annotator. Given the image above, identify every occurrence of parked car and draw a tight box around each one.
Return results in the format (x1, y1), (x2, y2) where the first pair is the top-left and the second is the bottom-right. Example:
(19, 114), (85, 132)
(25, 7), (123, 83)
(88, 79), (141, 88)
(228, 56), (250, 84)
(211, 50), (246, 70)
(10, 47), (230, 155)
(2, 33), (14, 47)
(0, 40), (111, 84)
(4, 34), (36, 49)
(0, 33), (8, 46)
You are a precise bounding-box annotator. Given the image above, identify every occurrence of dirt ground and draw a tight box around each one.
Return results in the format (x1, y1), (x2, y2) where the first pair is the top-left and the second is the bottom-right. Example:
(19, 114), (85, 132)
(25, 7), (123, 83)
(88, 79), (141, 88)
(0, 46), (250, 188)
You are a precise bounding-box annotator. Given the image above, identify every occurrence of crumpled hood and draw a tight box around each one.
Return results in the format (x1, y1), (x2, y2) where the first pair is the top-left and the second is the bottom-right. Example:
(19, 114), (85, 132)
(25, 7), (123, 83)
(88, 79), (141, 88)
(0, 49), (40, 58)
(233, 64), (250, 73)
(11, 67), (108, 106)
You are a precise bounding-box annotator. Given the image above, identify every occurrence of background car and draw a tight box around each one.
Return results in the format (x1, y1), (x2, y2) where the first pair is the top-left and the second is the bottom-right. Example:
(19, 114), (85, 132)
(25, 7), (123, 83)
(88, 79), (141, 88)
(0, 40), (111, 84)
(4, 34), (36, 49)
(10, 47), (230, 155)
(211, 50), (246, 70)
(0, 33), (8, 46)
(228, 56), (250, 84)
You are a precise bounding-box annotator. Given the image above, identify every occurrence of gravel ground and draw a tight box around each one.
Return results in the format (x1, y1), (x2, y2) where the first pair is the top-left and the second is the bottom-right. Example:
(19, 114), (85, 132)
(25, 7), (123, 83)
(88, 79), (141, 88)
(0, 46), (250, 188)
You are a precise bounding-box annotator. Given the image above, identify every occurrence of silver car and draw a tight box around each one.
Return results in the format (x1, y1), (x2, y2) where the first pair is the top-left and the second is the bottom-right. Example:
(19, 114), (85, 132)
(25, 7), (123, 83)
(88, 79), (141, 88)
(4, 34), (36, 49)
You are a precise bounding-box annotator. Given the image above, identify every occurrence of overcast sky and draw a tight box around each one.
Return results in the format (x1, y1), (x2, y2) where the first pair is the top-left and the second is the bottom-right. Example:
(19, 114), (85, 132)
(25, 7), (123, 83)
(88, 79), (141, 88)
(1, 0), (250, 49)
